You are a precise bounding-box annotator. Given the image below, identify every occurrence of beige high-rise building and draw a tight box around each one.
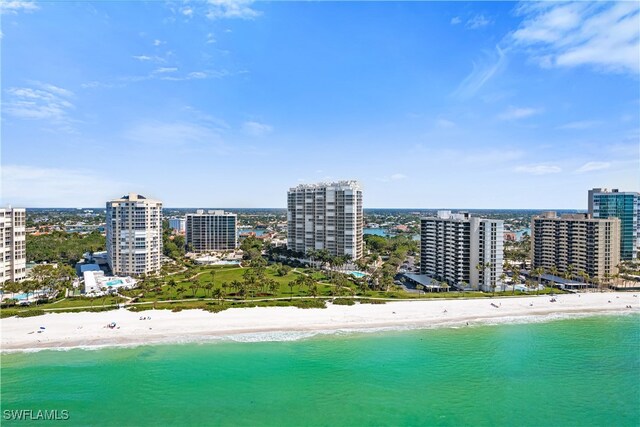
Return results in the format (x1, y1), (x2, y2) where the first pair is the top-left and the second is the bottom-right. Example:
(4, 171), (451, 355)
(106, 193), (163, 276)
(0, 208), (26, 284)
(287, 181), (363, 260)
(531, 212), (620, 280)
(420, 211), (504, 292)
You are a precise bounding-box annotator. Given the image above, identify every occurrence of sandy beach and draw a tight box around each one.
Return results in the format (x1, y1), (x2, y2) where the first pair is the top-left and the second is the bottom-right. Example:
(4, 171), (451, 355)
(1, 292), (638, 352)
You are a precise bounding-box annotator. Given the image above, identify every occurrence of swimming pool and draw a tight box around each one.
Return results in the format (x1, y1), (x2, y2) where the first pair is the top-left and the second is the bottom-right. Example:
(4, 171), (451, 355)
(348, 271), (367, 278)
(106, 279), (123, 287)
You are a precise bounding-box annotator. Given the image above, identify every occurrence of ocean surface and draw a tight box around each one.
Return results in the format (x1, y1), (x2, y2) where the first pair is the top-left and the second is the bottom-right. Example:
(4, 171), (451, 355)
(2, 314), (639, 426)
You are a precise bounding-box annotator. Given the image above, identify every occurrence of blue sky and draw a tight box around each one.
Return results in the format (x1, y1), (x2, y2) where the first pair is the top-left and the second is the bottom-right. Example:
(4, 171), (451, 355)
(1, 1), (638, 208)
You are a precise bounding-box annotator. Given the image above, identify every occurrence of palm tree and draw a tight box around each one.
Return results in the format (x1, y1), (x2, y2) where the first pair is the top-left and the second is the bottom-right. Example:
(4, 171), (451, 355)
(416, 284), (424, 296)
(212, 288), (222, 304)
(288, 280), (295, 300)
(475, 263), (484, 291)
(532, 267), (544, 295)
(189, 283), (198, 296)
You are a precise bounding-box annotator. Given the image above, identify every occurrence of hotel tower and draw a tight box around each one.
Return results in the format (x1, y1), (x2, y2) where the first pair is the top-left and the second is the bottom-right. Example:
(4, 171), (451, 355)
(287, 181), (363, 260)
(0, 208), (26, 284)
(106, 193), (163, 276)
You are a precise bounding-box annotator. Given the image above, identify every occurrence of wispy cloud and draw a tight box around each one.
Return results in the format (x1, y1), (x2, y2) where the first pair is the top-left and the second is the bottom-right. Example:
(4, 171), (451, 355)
(243, 121), (273, 137)
(3, 82), (77, 132)
(1, 165), (128, 208)
(452, 46), (506, 99)
(467, 14), (492, 29)
(206, 33), (216, 44)
(205, 0), (261, 20)
(132, 54), (165, 63)
(514, 164), (561, 175)
(124, 120), (227, 152)
(450, 16), (462, 25)
(557, 120), (602, 130)
(0, 0), (39, 14)
(498, 106), (543, 120)
(153, 39), (165, 46)
(509, 2), (640, 74)
(152, 67), (178, 74)
(377, 173), (408, 183)
(436, 118), (456, 128)
(575, 161), (610, 173)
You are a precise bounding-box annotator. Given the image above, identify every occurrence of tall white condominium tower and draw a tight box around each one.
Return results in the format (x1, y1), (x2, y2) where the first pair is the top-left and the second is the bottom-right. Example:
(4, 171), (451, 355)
(106, 193), (163, 276)
(287, 181), (363, 260)
(588, 188), (639, 261)
(186, 210), (237, 252)
(420, 211), (504, 292)
(531, 212), (620, 280)
(0, 208), (26, 284)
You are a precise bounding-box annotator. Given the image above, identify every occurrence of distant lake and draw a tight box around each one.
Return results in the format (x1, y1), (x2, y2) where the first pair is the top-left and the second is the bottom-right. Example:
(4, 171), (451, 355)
(364, 228), (389, 236)
(237, 229), (267, 236)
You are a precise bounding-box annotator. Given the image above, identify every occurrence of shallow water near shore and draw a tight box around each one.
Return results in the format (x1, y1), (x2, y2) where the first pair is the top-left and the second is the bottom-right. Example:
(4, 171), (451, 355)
(2, 314), (639, 426)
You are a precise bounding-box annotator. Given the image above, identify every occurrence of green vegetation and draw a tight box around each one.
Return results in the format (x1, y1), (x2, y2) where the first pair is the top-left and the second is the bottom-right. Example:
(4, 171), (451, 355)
(162, 220), (185, 260)
(26, 230), (105, 264)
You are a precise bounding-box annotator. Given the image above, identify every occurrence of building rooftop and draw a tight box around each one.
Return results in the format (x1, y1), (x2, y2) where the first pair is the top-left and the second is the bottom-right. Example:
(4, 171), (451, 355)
(289, 180), (362, 191)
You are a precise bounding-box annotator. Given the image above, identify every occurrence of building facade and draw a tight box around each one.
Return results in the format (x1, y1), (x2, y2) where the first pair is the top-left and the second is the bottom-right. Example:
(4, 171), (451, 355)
(0, 208), (26, 284)
(287, 181), (363, 260)
(531, 212), (620, 281)
(420, 211), (504, 292)
(106, 193), (163, 276)
(168, 217), (186, 233)
(186, 210), (237, 252)
(588, 188), (639, 261)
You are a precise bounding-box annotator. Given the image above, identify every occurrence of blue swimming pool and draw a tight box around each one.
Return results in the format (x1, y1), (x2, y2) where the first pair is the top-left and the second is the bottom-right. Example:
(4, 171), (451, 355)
(106, 280), (123, 287)
(348, 271), (367, 278)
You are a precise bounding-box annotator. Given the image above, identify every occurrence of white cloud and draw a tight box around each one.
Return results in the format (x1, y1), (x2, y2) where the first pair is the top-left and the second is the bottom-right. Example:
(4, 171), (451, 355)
(205, 0), (261, 20)
(450, 16), (462, 25)
(575, 161), (611, 173)
(132, 55), (165, 63)
(510, 2), (640, 74)
(1, 165), (128, 208)
(0, 1), (39, 14)
(124, 120), (226, 150)
(153, 39), (165, 46)
(3, 82), (76, 131)
(390, 173), (407, 181)
(377, 173), (409, 183)
(206, 33), (216, 44)
(436, 118), (455, 128)
(498, 106), (543, 120)
(557, 120), (602, 130)
(243, 121), (273, 137)
(467, 14), (492, 29)
(453, 46), (506, 99)
(514, 164), (562, 175)
(152, 67), (178, 74)
(182, 7), (193, 17)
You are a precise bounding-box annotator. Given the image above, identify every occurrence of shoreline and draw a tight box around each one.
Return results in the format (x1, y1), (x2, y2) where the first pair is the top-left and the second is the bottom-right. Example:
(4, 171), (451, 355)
(2, 292), (637, 353)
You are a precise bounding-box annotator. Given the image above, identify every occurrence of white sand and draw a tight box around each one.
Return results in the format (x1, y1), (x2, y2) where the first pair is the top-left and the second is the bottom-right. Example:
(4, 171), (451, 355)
(1, 292), (638, 352)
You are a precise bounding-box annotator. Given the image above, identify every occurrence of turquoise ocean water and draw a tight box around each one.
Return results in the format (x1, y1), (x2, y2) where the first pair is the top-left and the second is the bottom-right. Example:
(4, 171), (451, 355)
(2, 314), (639, 426)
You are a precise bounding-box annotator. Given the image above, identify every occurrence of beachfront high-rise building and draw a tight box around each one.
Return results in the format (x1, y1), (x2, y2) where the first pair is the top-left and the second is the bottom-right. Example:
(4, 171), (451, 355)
(287, 181), (363, 260)
(168, 217), (186, 233)
(420, 211), (504, 292)
(588, 188), (639, 261)
(106, 193), (163, 276)
(0, 208), (26, 284)
(531, 212), (620, 281)
(186, 210), (237, 252)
